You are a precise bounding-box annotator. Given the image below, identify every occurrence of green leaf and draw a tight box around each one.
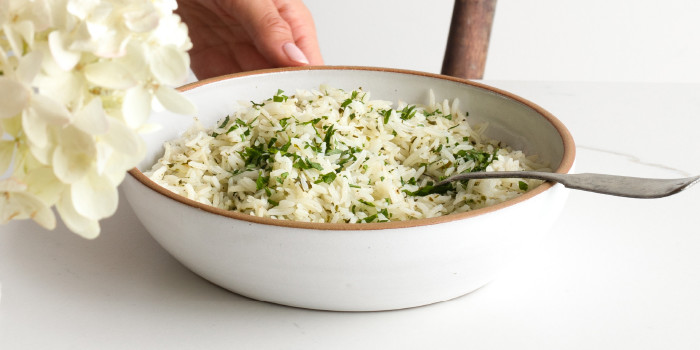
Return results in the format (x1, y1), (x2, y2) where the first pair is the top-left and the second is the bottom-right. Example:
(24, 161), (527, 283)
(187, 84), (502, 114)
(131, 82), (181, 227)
(362, 213), (377, 223)
(292, 157), (324, 171)
(256, 171), (269, 191)
(279, 117), (290, 128)
(314, 172), (337, 184)
(358, 199), (375, 207)
(518, 181), (529, 191)
(267, 138), (278, 149)
(218, 116), (230, 128)
(400, 105), (417, 120)
(280, 140), (291, 152)
(273, 89), (288, 102)
(382, 109), (391, 124)
(308, 160), (323, 171)
(276, 172), (289, 184)
(323, 124), (335, 151)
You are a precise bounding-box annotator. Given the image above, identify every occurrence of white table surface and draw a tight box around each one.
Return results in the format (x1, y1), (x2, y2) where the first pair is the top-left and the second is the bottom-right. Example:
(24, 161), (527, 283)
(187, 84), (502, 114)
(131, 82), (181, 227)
(1, 81), (699, 349)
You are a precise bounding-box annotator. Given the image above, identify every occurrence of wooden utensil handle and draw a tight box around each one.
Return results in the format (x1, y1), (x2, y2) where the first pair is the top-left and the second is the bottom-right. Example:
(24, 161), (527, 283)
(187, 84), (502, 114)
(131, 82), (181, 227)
(441, 0), (497, 79)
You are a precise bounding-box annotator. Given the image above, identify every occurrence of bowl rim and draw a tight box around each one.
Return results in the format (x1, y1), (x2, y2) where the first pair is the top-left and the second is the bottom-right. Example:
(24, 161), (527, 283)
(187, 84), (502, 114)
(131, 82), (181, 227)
(127, 66), (576, 231)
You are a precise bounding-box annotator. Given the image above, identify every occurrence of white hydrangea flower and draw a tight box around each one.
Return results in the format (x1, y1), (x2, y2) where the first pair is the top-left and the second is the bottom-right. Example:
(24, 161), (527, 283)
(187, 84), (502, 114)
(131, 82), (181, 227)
(0, 0), (195, 238)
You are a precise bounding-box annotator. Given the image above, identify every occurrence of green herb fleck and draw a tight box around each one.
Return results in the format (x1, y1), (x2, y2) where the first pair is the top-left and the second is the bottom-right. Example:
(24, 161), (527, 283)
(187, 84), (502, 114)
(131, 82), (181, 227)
(519, 181), (529, 191)
(323, 124), (335, 152)
(255, 171), (270, 191)
(273, 89), (288, 102)
(314, 172), (337, 184)
(382, 109), (392, 124)
(293, 157), (323, 171)
(218, 116), (230, 128)
(400, 105), (417, 120)
(358, 199), (375, 207)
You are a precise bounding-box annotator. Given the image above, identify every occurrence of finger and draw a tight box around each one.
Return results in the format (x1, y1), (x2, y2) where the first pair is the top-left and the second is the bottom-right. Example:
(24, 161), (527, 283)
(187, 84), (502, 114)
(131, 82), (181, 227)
(227, 0), (310, 67)
(277, 0), (324, 65)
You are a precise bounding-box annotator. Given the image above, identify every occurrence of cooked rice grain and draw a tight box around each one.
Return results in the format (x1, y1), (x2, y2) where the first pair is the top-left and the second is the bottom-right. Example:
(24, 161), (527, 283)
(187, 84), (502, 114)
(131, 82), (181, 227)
(145, 86), (549, 223)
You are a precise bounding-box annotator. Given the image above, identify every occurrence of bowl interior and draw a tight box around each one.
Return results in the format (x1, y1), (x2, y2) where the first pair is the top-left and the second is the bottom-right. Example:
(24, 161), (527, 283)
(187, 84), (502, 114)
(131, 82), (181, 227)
(131, 67), (575, 230)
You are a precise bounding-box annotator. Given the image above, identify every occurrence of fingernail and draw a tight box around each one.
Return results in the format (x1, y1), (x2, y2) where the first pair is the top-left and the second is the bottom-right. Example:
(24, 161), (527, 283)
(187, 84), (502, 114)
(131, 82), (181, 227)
(283, 42), (310, 65)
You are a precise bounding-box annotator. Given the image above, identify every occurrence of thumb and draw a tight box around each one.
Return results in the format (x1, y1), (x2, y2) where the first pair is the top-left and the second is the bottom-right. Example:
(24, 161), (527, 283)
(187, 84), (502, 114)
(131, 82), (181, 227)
(230, 0), (310, 66)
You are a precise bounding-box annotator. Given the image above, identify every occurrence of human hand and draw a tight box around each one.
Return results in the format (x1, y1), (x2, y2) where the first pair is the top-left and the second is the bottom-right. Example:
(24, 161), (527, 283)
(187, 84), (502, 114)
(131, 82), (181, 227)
(176, 0), (324, 80)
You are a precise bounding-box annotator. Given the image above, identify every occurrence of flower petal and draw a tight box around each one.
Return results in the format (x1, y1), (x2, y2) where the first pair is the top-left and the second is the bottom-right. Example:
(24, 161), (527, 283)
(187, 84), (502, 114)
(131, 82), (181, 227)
(27, 138), (53, 165)
(52, 126), (96, 183)
(0, 140), (15, 174)
(155, 85), (196, 116)
(94, 32), (130, 58)
(25, 166), (65, 205)
(0, 186), (56, 230)
(102, 117), (141, 155)
(71, 170), (118, 220)
(0, 177), (26, 192)
(137, 122), (162, 134)
(56, 188), (100, 239)
(101, 141), (144, 184)
(2, 23), (23, 58)
(149, 44), (188, 86)
(94, 141), (112, 174)
(48, 30), (81, 71)
(83, 60), (137, 89)
(66, 0), (102, 19)
(33, 69), (84, 107)
(74, 97), (109, 135)
(14, 20), (36, 51)
(122, 85), (152, 128)
(118, 41), (148, 77)
(0, 77), (29, 119)
(30, 94), (72, 125)
(1, 115), (21, 135)
(52, 145), (91, 184)
(0, 2), (8, 27)
(123, 3), (159, 33)
(16, 51), (43, 85)
(21, 109), (49, 149)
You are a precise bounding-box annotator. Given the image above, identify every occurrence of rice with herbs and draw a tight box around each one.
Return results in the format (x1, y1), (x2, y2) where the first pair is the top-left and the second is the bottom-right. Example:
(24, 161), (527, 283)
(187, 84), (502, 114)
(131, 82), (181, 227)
(144, 86), (548, 223)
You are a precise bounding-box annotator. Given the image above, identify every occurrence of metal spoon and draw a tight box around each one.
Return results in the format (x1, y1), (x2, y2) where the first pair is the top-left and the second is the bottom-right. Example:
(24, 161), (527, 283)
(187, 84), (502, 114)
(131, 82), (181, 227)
(434, 171), (700, 199)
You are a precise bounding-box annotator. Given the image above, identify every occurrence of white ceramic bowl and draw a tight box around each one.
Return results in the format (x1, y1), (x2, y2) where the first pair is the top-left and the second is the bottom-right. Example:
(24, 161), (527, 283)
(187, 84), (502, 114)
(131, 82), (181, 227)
(123, 67), (575, 311)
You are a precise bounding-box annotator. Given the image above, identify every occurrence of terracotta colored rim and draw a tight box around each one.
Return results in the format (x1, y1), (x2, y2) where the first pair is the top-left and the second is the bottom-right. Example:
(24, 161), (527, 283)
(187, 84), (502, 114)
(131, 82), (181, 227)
(127, 66), (576, 231)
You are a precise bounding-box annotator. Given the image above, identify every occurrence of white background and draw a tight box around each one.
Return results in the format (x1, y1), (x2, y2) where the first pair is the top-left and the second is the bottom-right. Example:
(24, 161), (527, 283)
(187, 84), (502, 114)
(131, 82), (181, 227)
(3, 2), (700, 349)
(305, 0), (700, 82)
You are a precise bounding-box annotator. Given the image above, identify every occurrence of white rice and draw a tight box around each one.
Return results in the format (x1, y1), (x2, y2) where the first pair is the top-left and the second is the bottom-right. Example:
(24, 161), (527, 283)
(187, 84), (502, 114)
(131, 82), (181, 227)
(145, 85), (549, 223)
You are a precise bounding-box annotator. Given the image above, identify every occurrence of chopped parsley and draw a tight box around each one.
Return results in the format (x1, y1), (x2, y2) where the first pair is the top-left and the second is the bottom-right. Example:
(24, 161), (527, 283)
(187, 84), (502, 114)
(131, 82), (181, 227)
(314, 172), (337, 184)
(273, 89), (288, 102)
(162, 86), (535, 225)
(293, 157), (323, 171)
(358, 199), (375, 207)
(519, 181), (529, 191)
(399, 105), (417, 120)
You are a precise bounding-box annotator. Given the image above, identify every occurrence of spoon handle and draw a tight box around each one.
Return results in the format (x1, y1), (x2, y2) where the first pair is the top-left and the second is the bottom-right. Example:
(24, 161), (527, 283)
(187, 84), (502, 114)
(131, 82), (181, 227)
(436, 171), (700, 199)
